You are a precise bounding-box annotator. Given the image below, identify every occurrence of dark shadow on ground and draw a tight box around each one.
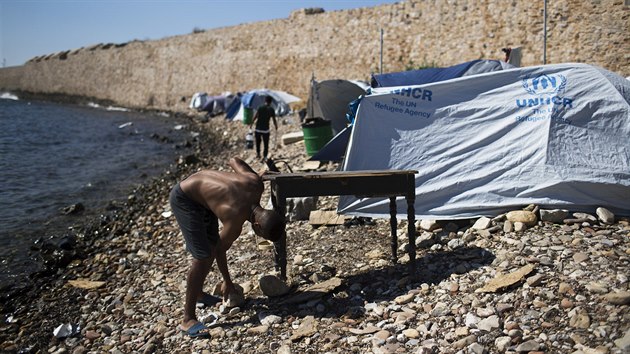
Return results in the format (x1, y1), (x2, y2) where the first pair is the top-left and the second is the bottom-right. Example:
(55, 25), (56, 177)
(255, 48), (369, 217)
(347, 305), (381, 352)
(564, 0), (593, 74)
(215, 246), (495, 329)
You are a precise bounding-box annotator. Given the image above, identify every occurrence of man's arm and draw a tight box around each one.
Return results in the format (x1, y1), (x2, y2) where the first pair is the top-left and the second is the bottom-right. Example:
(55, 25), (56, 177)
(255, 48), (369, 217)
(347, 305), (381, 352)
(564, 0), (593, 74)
(214, 222), (242, 300)
(250, 110), (258, 128)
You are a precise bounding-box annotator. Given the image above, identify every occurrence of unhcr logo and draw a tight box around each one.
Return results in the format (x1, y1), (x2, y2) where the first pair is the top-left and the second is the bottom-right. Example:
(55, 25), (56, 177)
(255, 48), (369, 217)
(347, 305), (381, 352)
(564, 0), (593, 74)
(522, 73), (566, 96)
(516, 73), (573, 108)
(390, 87), (432, 101)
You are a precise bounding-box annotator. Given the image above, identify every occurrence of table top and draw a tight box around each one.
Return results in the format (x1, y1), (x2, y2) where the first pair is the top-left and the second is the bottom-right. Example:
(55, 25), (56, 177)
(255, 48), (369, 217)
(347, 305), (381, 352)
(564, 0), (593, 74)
(262, 170), (418, 181)
(262, 169), (418, 198)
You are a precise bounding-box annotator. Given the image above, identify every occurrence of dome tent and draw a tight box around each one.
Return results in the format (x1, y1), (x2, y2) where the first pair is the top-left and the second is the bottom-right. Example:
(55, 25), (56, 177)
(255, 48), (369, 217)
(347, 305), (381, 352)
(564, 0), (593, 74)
(339, 63), (630, 219)
(227, 89), (300, 121)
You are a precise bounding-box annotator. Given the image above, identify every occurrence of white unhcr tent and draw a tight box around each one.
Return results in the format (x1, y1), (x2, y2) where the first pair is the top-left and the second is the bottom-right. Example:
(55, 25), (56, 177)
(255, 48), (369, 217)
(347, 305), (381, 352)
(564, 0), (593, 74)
(339, 63), (630, 219)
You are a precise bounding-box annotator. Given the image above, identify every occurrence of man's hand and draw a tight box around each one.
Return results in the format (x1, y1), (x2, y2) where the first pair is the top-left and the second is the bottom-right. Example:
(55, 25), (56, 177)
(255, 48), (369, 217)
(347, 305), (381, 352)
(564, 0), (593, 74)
(221, 281), (236, 301)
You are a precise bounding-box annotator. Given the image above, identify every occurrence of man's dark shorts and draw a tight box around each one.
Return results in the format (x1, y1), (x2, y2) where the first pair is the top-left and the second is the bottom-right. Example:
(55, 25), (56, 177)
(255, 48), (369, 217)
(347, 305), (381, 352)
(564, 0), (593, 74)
(169, 183), (219, 259)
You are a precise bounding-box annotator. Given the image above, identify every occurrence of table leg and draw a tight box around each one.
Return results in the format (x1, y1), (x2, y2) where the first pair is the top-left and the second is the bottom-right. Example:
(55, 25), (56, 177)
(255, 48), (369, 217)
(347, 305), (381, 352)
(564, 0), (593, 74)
(407, 194), (416, 275)
(389, 197), (397, 264)
(273, 195), (288, 279)
(274, 231), (287, 280)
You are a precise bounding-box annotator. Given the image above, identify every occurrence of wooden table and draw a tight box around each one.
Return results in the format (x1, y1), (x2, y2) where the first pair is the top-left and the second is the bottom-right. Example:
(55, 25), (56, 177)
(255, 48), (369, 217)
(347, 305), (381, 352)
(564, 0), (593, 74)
(262, 170), (418, 278)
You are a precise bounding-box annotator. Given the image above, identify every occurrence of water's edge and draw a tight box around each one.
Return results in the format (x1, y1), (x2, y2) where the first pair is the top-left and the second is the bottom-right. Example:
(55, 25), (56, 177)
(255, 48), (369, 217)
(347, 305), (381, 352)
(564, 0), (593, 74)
(0, 94), (209, 302)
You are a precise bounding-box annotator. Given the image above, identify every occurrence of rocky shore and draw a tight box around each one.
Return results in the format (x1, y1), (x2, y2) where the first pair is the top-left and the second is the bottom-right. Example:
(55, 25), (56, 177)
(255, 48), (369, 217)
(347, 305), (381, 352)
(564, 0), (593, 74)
(1, 112), (628, 354)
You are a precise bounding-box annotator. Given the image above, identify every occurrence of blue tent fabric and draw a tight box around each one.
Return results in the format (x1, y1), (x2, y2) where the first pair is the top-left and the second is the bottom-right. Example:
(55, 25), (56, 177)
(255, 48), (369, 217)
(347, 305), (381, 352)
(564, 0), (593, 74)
(308, 126), (352, 162)
(225, 95), (242, 120)
(198, 95), (228, 116)
(240, 92), (258, 109)
(371, 60), (483, 88)
(345, 97), (362, 126)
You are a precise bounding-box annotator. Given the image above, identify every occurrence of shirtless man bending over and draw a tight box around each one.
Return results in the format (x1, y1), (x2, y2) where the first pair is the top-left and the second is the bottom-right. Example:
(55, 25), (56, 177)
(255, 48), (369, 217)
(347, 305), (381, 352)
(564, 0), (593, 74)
(169, 157), (284, 338)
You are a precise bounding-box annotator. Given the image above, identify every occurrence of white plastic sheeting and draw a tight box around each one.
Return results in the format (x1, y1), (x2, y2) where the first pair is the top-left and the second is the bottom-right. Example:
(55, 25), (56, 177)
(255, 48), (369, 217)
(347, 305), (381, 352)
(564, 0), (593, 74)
(339, 63), (630, 219)
(190, 92), (209, 110)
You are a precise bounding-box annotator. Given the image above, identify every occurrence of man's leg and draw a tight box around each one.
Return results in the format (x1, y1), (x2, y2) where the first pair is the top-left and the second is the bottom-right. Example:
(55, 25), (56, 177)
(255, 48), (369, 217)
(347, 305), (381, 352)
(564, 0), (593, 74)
(182, 257), (213, 330)
(255, 133), (262, 158)
(262, 133), (270, 159)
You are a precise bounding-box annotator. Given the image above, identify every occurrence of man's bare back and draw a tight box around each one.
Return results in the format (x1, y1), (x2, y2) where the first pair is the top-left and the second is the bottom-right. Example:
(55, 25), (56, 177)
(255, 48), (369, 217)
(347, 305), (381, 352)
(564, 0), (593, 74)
(180, 169), (263, 221)
(180, 158), (264, 247)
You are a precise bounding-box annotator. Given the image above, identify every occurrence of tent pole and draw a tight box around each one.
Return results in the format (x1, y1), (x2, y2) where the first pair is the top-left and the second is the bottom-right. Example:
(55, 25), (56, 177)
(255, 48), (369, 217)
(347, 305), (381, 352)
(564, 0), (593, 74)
(380, 28), (384, 74)
(307, 71), (315, 118)
(543, 0), (547, 65)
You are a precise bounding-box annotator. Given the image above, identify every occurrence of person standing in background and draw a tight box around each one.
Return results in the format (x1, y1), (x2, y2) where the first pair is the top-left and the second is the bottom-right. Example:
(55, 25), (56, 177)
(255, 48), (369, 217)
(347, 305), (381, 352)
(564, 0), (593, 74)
(251, 96), (277, 162)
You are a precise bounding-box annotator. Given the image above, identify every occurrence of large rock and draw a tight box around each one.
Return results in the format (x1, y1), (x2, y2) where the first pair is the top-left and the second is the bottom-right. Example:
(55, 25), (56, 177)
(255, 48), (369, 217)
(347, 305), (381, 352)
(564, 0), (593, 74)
(286, 196), (318, 221)
(572, 212), (597, 223)
(281, 131), (304, 145)
(513, 221), (527, 232)
(472, 217), (492, 230)
(477, 315), (500, 331)
(515, 340), (540, 352)
(506, 210), (537, 226)
(225, 291), (244, 308)
(596, 207), (615, 224)
(603, 291), (630, 305)
(212, 282), (245, 307)
(417, 219), (439, 231)
(539, 209), (569, 223)
(615, 328), (630, 351)
(495, 337), (511, 352)
(415, 232), (435, 248)
(259, 274), (291, 297)
(61, 203), (85, 215)
(569, 310), (591, 329)
(290, 315), (318, 341)
(225, 285), (245, 308)
(282, 277), (342, 304)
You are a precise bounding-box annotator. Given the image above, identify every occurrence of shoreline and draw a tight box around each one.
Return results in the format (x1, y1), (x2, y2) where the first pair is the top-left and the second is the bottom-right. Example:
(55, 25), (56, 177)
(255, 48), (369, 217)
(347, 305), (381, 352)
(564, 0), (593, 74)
(0, 101), (222, 350)
(0, 96), (210, 301)
(0, 96), (204, 300)
(2, 90), (193, 118)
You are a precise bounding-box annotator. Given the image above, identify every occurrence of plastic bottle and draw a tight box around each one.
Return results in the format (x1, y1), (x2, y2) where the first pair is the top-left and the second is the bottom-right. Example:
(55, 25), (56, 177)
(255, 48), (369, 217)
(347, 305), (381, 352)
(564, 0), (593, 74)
(245, 129), (254, 149)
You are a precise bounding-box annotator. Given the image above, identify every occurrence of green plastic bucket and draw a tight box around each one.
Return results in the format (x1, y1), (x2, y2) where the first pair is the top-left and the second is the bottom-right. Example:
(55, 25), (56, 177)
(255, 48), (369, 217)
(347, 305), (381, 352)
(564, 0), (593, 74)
(242, 107), (253, 125)
(302, 118), (333, 157)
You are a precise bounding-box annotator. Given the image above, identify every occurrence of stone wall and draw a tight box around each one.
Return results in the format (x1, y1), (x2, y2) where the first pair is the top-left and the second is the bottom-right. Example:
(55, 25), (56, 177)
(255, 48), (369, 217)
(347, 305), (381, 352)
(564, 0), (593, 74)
(1, 0), (628, 113)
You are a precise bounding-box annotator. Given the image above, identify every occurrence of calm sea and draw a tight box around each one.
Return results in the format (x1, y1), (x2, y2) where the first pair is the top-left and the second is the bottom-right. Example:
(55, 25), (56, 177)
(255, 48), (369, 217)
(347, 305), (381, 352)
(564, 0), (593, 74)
(0, 96), (193, 288)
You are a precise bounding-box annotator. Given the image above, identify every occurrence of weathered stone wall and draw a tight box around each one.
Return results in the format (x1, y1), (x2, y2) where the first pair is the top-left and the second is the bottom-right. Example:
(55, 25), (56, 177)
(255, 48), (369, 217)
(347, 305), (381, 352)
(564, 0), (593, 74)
(1, 0), (628, 113)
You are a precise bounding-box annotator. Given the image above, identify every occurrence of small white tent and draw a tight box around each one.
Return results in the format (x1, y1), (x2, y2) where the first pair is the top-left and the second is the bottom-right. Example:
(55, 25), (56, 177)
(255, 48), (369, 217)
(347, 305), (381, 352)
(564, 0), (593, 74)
(339, 63), (630, 219)
(307, 79), (369, 134)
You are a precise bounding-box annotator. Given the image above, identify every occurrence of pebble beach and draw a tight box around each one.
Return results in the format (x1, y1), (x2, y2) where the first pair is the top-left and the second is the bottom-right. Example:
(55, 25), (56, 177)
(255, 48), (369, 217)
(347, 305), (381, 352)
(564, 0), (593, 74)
(1, 112), (629, 354)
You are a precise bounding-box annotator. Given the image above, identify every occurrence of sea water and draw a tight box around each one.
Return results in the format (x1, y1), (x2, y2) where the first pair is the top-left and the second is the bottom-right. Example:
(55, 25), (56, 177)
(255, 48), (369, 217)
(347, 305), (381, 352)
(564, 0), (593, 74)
(0, 97), (194, 288)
